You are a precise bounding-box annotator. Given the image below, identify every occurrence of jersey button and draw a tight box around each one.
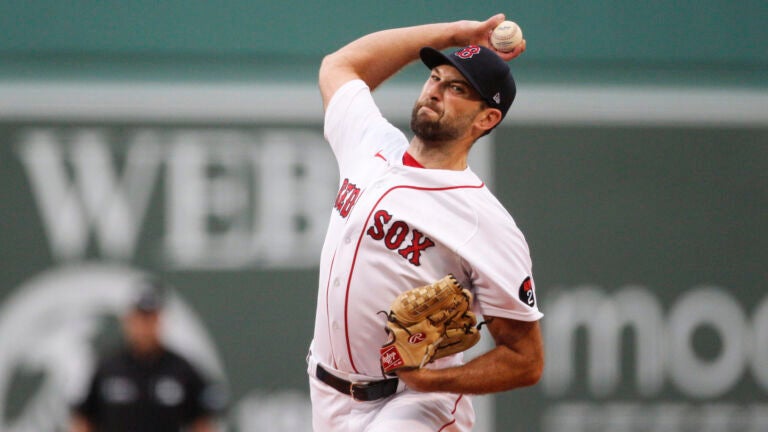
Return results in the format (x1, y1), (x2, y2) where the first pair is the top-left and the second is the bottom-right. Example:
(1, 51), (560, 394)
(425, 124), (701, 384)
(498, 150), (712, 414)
(344, 237), (352, 244)
(332, 321), (340, 330)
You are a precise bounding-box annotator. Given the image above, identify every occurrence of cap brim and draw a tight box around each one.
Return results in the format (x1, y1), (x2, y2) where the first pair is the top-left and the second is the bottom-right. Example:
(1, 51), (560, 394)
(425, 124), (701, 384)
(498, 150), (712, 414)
(420, 47), (453, 70)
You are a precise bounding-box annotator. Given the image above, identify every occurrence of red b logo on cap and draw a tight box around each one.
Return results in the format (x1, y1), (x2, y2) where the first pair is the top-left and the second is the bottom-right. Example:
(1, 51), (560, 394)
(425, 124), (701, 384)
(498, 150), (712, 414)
(455, 45), (481, 59)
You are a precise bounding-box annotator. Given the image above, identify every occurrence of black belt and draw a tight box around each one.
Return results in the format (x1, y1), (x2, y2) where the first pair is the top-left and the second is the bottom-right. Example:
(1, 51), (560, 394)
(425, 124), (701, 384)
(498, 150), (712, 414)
(315, 364), (399, 401)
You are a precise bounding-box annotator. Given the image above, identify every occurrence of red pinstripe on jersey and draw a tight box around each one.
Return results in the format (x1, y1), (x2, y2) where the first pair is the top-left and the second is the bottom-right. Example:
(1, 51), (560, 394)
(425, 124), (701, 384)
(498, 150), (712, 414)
(437, 394), (465, 431)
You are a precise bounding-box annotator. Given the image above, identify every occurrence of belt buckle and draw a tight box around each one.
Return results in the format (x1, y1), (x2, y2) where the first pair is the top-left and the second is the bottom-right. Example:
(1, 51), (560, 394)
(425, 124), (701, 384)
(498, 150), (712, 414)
(349, 381), (369, 401)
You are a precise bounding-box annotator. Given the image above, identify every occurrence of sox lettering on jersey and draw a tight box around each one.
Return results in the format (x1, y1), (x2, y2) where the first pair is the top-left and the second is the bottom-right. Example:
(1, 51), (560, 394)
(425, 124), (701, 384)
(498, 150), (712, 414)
(334, 178), (361, 218)
(366, 209), (435, 266)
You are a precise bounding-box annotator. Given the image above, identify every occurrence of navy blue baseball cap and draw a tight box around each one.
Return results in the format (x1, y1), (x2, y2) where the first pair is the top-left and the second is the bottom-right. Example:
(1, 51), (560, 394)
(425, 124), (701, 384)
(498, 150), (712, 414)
(420, 45), (516, 119)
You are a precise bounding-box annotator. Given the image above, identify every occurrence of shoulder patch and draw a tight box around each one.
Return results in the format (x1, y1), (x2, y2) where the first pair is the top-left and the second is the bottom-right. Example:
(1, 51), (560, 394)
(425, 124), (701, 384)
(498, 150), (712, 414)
(518, 276), (536, 308)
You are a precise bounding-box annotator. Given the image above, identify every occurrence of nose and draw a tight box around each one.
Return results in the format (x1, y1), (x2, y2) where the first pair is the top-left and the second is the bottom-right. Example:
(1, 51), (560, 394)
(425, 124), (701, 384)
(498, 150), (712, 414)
(424, 80), (442, 102)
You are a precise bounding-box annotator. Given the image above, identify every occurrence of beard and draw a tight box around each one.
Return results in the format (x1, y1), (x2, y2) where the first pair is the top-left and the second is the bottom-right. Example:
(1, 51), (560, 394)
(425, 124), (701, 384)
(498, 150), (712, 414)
(409, 102), (463, 142)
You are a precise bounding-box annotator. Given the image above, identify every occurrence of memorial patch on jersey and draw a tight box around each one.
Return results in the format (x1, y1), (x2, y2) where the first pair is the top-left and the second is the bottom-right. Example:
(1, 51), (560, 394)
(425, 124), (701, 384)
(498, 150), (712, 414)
(518, 277), (536, 308)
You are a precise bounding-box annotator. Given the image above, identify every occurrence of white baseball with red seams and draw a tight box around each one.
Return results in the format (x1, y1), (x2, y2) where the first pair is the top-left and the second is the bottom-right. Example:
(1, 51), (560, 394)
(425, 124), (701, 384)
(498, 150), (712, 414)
(491, 20), (523, 52)
(307, 79), (542, 431)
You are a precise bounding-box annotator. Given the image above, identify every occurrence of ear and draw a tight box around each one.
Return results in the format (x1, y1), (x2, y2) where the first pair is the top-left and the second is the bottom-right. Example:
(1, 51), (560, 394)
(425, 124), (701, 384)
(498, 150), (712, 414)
(474, 108), (503, 134)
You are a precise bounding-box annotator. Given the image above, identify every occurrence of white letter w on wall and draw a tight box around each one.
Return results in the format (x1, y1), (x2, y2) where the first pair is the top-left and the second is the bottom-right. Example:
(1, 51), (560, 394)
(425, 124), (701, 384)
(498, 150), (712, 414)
(15, 128), (161, 261)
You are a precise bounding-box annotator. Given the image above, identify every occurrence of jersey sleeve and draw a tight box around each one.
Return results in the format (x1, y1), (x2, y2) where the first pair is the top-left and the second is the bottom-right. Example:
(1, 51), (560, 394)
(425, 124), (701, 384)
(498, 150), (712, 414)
(324, 79), (408, 170)
(462, 195), (543, 322)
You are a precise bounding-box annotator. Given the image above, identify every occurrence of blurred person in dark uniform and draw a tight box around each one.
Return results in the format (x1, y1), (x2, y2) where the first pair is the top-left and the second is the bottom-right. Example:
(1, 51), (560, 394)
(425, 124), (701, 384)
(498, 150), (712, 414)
(70, 279), (225, 432)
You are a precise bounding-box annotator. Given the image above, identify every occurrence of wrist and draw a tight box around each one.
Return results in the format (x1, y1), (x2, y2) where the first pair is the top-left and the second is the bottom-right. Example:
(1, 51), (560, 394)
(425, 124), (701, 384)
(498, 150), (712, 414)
(448, 20), (473, 47)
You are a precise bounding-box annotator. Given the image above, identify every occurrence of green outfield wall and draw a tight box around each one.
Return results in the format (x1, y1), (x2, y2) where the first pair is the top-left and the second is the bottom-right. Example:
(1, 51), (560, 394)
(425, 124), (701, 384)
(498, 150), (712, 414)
(1, 1), (767, 87)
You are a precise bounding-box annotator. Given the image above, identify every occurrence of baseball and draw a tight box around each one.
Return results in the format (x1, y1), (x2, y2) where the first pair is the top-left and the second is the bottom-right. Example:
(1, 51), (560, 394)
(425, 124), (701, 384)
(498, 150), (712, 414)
(491, 20), (523, 52)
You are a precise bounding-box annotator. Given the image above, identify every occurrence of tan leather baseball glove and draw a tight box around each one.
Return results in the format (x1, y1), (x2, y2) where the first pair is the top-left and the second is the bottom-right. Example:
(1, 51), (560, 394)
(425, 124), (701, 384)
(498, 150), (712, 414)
(379, 274), (481, 375)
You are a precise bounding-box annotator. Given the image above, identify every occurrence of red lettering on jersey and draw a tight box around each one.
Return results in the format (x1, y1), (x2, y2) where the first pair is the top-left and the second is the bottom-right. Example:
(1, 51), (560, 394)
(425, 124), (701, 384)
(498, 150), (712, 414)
(385, 221), (409, 249)
(334, 179), (349, 209)
(366, 209), (392, 240)
(398, 229), (435, 266)
(366, 210), (435, 266)
(341, 188), (360, 216)
(334, 178), (361, 218)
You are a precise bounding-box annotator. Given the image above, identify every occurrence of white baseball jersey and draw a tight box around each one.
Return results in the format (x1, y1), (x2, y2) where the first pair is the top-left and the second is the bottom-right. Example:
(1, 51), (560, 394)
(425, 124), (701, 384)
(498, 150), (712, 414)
(309, 79), (542, 381)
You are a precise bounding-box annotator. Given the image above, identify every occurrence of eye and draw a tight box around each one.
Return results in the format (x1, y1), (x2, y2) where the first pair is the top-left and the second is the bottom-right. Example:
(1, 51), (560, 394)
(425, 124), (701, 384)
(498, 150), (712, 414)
(450, 84), (466, 94)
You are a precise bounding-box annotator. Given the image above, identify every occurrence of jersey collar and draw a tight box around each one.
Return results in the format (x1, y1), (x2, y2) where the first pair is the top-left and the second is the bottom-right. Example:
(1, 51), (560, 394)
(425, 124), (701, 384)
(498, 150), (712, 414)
(402, 151), (425, 168)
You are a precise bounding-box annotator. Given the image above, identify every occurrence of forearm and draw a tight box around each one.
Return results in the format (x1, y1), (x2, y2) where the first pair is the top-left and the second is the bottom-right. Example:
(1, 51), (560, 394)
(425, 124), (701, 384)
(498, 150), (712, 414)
(399, 344), (543, 394)
(323, 22), (464, 91)
(319, 14), (512, 106)
(397, 318), (544, 395)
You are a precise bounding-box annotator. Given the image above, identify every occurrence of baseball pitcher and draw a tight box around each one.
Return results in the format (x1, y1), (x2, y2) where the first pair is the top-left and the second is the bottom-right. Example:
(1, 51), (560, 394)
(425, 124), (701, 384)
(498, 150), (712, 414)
(307, 13), (544, 431)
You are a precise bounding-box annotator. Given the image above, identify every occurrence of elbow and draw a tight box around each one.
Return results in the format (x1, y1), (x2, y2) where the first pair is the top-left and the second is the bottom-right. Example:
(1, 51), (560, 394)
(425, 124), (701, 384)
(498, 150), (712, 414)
(319, 52), (336, 69)
(518, 350), (545, 388)
(497, 360), (542, 392)
(497, 347), (545, 391)
(524, 360), (544, 387)
(319, 51), (350, 80)
(319, 53), (337, 81)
